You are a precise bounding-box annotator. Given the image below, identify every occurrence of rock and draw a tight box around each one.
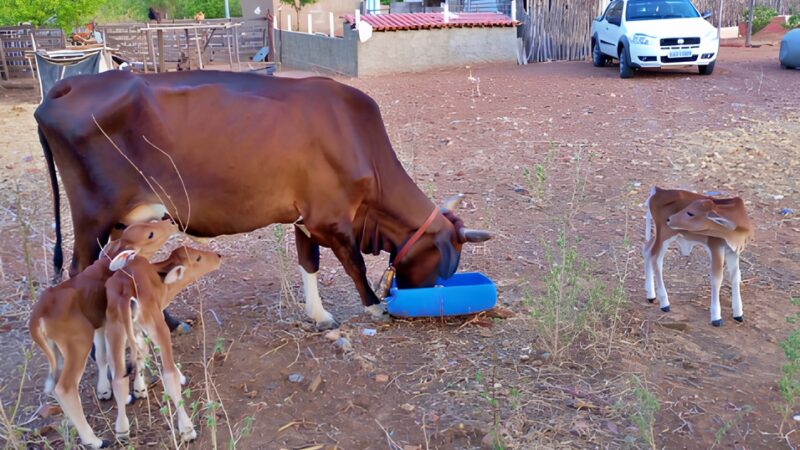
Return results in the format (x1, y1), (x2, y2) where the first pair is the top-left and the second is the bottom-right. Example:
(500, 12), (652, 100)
(308, 373), (323, 393)
(324, 329), (341, 341)
(36, 403), (61, 419)
(334, 337), (353, 352)
(400, 403), (415, 412)
(288, 373), (304, 383)
(375, 373), (390, 383)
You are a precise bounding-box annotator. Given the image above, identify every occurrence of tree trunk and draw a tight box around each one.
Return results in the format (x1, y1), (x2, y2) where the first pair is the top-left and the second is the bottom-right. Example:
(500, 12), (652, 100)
(745, 0), (755, 47)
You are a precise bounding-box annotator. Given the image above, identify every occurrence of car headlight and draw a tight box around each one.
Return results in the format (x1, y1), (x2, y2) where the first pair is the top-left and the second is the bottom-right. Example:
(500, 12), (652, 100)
(631, 33), (656, 45)
(704, 29), (719, 41)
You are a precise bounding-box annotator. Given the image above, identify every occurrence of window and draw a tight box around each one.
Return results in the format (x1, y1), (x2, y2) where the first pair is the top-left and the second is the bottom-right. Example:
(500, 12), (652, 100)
(606, 1), (624, 24)
(625, 0), (700, 21)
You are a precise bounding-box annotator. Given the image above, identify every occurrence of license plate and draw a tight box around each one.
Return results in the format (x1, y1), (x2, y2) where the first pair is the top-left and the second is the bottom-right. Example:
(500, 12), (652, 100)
(668, 50), (692, 58)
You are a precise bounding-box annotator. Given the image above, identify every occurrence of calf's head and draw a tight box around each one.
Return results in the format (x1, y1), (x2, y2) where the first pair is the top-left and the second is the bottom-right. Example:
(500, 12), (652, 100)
(394, 195), (492, 289)
(158, 246), (222, 292)
(667, 199), (738, 234)
(102, 219), (179, 270)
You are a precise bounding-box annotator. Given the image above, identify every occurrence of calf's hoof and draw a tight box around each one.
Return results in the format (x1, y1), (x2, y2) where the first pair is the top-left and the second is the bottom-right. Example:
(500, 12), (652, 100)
(733, 316), (744, 323)
(711, 319), (723, 327)
(647, 297), (656, 304)
(180, 374), (187, 385)
(180, 428), (197, 442)
(660, 306), (670, 313)
(315, 319), (340, 331)
(97, 389), (112, 401)
(126, 394), (136, 405)
(116, 432), (130, 443)
(85, 438), (111, 449)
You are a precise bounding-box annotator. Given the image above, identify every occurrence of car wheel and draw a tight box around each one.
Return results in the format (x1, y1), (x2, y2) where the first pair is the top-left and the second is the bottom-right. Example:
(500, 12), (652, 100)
(698, 60), (715, 75)
(619, 46), (633, 78)
(592, 40), (606, 67)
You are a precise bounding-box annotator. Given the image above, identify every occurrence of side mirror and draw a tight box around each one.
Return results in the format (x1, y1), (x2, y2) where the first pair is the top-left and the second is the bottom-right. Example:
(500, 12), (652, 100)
(702, 10), (712, 19)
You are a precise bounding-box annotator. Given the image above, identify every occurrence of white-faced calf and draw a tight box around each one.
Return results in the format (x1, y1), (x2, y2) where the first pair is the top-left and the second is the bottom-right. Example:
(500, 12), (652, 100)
(643, 187), (754, 326)
(103, 246), (221, 443)
(28, 220), (178, 449)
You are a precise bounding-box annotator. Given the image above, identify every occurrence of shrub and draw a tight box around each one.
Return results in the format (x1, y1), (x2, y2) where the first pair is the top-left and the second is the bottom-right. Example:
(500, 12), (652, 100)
(742, 6), (778, 34)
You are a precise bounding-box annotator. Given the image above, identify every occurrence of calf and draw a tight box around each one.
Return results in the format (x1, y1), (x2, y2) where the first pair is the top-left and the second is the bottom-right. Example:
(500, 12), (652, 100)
(28, 220), (178, 449)
(643, 187), (754, 326)
(104, 246), (221, 443)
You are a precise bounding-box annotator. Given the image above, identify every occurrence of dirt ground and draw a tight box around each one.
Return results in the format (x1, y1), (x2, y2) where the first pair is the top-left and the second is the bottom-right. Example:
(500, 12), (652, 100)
(1, 46), (798, 449)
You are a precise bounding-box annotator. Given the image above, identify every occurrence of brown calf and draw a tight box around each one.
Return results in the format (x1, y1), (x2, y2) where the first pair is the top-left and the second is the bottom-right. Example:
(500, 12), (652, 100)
(28, 220), (178, 449)
(643, 187), (754, 326)
(104, 246), (221, 443)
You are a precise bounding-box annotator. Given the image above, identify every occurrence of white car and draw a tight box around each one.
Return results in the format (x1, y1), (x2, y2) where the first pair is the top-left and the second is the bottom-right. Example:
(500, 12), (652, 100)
(591, 0), (720, 78)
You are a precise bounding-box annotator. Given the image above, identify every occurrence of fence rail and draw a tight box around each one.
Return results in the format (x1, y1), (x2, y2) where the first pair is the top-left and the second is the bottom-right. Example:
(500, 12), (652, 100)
(0, 27), (65, 79)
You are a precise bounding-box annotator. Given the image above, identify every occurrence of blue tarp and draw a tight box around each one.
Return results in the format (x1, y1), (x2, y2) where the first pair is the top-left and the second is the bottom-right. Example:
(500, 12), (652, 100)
(780, 29), (800, 69)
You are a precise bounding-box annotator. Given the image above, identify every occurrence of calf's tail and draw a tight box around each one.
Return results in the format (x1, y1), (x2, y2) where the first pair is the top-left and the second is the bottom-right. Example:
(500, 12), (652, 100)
(38, 127), (63, 283)
(124, 297), (140, 369)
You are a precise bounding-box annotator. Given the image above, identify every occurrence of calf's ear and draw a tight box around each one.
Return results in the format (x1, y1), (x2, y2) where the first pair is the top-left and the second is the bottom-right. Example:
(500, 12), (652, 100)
(109, 250), (137, 271)
(707, 212), (736, 230)
(163, 265), (186, 285)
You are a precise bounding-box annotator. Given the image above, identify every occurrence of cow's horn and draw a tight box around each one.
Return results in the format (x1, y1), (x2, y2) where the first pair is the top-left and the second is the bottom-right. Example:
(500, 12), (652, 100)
(459, 228), (493, 243)
(440, 194), (464, 212)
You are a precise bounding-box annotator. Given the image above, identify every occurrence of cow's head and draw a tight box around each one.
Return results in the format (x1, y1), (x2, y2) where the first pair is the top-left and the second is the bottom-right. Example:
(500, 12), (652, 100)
(667, 199), (738, 234)
(102, 219), (179, 269)
(394, 195), (492, 289)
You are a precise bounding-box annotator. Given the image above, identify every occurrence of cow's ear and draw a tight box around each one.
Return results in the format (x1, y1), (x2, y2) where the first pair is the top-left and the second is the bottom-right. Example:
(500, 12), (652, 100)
(110, 250), (137, 271)
(708, 212), (736, 230)
(163, 265), (186, 285)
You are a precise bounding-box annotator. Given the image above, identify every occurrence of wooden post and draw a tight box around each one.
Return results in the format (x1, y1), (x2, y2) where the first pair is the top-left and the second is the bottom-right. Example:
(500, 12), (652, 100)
(717, 0), (724, 39)
(329, 12), (335, 37)
(193, 28), (204, 69)
(233, 24), (241, 71)
(226, 25), (234, 71)
(157, 29), (165, 72)
(0, 37), (7, 81)
(146, 28), (156, 73)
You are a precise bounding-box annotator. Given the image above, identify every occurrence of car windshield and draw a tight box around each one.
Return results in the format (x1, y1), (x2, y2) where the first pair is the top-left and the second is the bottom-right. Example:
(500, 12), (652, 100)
(625, 0), (700, 21)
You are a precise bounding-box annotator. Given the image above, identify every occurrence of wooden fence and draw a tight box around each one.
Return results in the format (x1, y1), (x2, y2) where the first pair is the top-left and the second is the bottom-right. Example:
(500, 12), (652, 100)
(0, 27), (65, 79)
(97, 18), (268, 71)
(520, 0), (800, 63)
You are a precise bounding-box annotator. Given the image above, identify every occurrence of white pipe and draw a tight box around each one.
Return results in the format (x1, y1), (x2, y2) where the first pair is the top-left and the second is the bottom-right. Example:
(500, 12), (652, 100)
(308, 14), (313, 34)
(329, 12), (335, 37)
(355, 10), (361, 28)
(444, 2), (449, 23)
(511, 0), (516, 21)
(273, 15), (278, 29)
(288, 15), (292, 31)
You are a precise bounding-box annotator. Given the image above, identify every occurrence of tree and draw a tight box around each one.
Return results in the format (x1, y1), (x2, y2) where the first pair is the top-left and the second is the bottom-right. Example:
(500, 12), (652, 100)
(279, 0), (319, 31)
(0, 0), (105, 32)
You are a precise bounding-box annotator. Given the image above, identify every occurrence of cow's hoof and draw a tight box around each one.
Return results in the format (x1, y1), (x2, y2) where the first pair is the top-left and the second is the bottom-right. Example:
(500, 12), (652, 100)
(133, 388), (148, 399)
(87, 439), (111, 449)
(660, 306), (670, 313)
(180, 428), (197, 442)
(100, 439), (112, 449)
(97, 389), (112, 401)
(711, 319), (723, 327)
(116, 432), (130, 443)
(126, 395), (135, 405)
(733, 316), (744, 323)
(647, 297), (656, 304)
(175, 322), (192, 334)
(315, 319), (340, 331)
(365, 304), (390, 322)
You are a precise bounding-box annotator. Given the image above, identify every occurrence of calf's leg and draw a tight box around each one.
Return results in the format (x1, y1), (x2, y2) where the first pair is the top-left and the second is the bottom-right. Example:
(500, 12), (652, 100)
(105, 323), (131, 440)
(53, 338), (109, 449)
(643, 238), (656, 302)
(650, 239), (671, 313)
(295, 226), (338, 330)
(725, 249), (744, 322)
(147, 320), (196, 442)
(708, 244), (725, 326)
(93, 329), (112, 400)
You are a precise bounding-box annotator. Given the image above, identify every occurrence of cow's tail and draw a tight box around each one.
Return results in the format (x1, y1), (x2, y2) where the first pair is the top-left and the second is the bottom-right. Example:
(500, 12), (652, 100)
(645, 186), (656, 242)
(29, 317), (58, 394)
(38, 127), (63, 283)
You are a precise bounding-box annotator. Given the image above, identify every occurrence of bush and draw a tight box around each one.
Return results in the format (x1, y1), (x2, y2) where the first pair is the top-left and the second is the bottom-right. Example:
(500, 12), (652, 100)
(783, 15), (800, 30)
(742, 6), (778, 34)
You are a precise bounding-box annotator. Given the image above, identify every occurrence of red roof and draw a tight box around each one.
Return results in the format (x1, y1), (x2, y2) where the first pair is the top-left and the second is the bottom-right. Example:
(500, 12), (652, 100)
(342, 12), (518, 31)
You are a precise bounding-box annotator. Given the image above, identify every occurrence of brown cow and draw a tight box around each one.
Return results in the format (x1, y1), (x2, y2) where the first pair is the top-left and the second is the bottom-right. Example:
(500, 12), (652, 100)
(35, 70), (491, 330)
(28, 220), (178, 449)
(643, 187), (754, 326)
(104, 246), (221, 443)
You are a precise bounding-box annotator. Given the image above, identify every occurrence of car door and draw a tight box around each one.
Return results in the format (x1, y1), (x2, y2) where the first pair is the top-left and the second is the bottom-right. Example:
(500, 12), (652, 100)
(601, 1), (624, 57)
